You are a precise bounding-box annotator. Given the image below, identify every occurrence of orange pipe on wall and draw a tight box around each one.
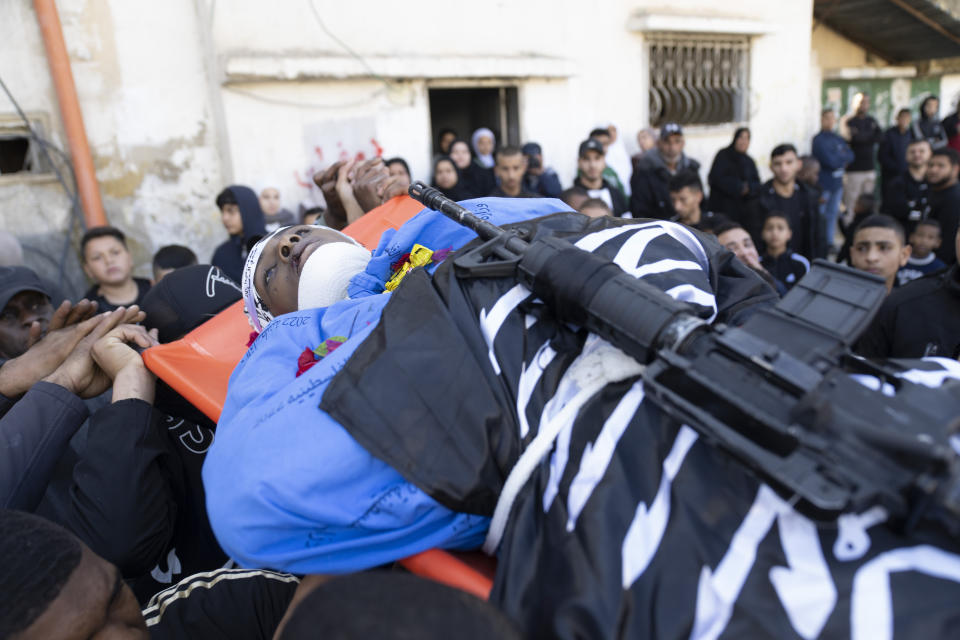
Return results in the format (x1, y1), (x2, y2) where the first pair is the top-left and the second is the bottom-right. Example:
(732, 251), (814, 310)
(33, 0), (107, 228)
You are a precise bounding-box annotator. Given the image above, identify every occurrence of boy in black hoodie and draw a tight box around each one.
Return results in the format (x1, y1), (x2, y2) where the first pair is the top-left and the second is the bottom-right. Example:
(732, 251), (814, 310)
(211, 186), (267, 284)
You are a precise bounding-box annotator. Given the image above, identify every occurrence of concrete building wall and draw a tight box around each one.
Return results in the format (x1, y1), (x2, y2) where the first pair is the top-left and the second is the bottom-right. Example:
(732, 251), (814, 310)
(0, 0), (224, 296)
(2, 0), (818, 297)
(215, 0), (814, 191)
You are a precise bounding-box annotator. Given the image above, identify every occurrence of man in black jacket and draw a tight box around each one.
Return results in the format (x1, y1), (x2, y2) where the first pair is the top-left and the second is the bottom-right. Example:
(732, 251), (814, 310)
(926, 147), (960, 264)
(858, 227), (960, 359)
(878, 108), (914, 192)
(744, 144), (824, 260)
(0, 307), (142, 509)
(882, 138), (931, 233)
(629, 123), (700, 219)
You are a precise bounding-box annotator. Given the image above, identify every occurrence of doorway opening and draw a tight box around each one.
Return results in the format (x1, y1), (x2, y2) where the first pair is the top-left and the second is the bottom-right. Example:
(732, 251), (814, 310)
(428, 87), (520, 157)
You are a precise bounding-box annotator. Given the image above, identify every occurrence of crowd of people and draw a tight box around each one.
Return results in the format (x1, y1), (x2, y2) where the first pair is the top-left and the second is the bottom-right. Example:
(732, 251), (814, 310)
(1, 92), (959, 638)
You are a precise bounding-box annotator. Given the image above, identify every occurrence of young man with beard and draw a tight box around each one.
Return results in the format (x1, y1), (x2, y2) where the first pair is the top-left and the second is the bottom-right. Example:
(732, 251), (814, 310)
(489, 147), (537, 198)
(882, 138), (931, 233)
(745, 144), (824, 260)
(629, 123), (700, 219)
(574, 138), (629, 216)
(926, 147), (960, 264)
(668, 170), (718, 230)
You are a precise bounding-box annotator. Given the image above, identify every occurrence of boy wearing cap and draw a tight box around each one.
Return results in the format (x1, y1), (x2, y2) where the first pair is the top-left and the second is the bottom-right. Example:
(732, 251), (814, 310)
(573, 138), (629, 217)
(521, 142), (562, 198)
(629, 122), (701, 220)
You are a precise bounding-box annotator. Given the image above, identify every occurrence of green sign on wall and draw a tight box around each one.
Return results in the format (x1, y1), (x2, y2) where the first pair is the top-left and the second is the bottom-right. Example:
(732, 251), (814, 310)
(821, 76), (942, 127)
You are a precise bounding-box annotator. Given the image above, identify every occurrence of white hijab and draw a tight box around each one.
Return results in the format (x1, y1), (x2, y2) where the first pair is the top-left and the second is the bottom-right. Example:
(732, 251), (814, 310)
(471, 127), (496, 168)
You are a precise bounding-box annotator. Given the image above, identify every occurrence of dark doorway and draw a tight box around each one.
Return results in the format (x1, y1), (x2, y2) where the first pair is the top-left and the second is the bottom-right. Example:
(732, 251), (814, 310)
(428, 87), (520, 156)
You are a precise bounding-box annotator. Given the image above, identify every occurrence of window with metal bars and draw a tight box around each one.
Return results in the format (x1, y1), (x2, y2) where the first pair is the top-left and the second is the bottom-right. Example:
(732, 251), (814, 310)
(648, 34), (750, 127)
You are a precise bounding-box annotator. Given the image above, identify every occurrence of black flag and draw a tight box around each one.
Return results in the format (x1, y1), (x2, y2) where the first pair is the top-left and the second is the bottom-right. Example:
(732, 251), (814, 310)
(323, 214), (960, 639)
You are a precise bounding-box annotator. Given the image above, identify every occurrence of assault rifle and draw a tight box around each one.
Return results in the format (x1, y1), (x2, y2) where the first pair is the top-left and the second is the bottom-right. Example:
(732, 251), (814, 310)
(408, 181), (960, 533)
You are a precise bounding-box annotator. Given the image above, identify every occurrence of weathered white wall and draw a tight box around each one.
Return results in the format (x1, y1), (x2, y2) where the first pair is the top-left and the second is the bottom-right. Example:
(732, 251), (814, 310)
(0, 0), (224, 295)
(2, 0), (822, 297)
(212, 0), (814, 194)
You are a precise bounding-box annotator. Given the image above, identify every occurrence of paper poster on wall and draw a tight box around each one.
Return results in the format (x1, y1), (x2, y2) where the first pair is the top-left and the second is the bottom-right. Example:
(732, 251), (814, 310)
(825, 87), (842, 112)
(294, 117), (384, 206)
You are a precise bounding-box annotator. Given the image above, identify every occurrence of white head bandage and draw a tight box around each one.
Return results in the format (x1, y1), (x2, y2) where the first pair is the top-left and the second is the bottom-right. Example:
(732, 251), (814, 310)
(241, 225), (367, 332)
(297, 241), (372, 311)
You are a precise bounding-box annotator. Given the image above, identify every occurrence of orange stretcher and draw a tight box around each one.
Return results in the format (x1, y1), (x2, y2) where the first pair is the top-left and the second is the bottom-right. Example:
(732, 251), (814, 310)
(142, 195), (496, 598)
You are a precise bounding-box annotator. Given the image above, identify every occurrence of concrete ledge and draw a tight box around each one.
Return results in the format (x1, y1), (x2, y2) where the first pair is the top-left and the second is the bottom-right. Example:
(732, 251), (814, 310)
(823, 66), (918, 79)
(628, 12), (776, 35)
(222, 54), (574, 83)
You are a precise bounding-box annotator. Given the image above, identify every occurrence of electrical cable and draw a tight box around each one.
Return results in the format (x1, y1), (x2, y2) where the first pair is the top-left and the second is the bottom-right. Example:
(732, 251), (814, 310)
(307, 0), (397, 91)
(0, 73), (85, 295)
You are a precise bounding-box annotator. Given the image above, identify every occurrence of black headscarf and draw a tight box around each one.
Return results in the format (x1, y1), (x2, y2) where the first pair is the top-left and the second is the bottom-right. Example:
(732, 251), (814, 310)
(729, 127), (750, 151)
(708, 127), (761, 218)
(431, 156), (470, 201)
(449, 139), (495, 198)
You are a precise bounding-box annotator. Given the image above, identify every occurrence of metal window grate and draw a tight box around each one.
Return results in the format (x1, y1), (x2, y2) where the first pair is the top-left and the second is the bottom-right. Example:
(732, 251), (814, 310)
(648, 34), (750, 127)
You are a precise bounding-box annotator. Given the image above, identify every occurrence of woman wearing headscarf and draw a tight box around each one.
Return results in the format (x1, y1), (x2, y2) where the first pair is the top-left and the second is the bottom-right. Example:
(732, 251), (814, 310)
(431, 156), (470, 201)
(449, 138), (494, 198)
(437, 128), (458, 156)
(707, 127), (761, 219)
(471, 128), (496, 169)
(912, 95), (948, 149)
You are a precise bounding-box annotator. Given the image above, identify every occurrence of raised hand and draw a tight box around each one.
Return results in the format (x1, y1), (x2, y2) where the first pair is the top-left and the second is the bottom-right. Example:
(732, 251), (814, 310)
(91, 324), (158, 381)
(314, 161), (348, 229)
(351, 157), (390, 213)
(92, 324), (159, 403)
(40, 307), (142, 399)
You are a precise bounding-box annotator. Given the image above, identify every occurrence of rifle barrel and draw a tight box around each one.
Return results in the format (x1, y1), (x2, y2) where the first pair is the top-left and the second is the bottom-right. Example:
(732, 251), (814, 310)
(409, 181), (520, 246)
